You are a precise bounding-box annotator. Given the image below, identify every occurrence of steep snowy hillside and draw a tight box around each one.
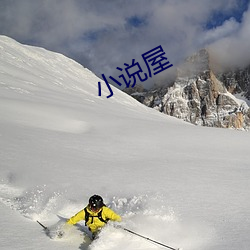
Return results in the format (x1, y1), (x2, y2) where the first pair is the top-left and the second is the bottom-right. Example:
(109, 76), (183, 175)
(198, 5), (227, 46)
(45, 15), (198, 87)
(0, 36), (250, 250)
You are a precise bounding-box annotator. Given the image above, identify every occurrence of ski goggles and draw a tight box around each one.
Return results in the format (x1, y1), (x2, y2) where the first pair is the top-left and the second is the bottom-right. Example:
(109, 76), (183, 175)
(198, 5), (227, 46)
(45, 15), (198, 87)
(89, 205), (101, 212)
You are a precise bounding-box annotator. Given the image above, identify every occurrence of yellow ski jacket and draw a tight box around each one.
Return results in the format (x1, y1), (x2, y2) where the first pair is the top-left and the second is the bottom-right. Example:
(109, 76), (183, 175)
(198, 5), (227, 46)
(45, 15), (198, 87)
(67, 206), (121, 233)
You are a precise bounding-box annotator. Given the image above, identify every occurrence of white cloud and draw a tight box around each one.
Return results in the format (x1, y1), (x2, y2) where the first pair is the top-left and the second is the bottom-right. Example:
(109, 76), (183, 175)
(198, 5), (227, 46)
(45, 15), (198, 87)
(209, 4), (250, 68)
(0, 0), (249, 87)
(200, 18), (240, 45)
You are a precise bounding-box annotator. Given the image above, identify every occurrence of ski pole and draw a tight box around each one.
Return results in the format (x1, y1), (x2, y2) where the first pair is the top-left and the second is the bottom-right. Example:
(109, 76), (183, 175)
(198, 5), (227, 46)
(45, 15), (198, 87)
(37, 220), (48, 231)
(122, 227), (180, 250)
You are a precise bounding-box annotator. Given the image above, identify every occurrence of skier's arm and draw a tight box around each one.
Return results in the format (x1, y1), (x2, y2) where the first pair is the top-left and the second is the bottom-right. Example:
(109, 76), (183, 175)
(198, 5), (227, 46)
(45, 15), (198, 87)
(67, 209), (85, 225)
(104, 207), (122, 222)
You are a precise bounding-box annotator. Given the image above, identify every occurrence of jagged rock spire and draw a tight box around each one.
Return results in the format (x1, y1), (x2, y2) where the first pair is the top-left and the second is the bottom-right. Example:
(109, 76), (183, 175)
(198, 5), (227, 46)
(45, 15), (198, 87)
(125, 49), (250, 130)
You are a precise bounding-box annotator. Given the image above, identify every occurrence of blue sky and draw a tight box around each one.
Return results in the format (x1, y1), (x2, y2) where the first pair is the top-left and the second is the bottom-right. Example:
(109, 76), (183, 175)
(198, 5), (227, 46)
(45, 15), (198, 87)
(0, 0), (249, 88)
(206, 0), (249, 28)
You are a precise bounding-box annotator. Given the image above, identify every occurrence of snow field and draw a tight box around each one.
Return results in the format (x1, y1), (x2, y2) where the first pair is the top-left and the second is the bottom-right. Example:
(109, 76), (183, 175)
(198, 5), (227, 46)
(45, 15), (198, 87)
(0, 36), (250, 250)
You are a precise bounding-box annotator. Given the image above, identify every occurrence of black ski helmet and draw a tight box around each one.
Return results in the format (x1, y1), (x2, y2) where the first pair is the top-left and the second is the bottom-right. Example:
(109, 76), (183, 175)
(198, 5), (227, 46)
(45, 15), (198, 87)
(89, 195), (104, 210)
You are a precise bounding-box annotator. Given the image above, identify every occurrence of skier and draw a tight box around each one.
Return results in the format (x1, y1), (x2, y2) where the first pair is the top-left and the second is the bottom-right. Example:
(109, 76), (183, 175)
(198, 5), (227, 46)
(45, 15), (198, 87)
(66, 194), (121, 239)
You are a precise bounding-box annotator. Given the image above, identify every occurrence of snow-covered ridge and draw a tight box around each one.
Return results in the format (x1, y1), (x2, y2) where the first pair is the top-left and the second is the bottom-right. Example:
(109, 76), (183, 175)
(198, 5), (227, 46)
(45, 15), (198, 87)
(0, 35), (148, 105)
(0, 35), (154, 134)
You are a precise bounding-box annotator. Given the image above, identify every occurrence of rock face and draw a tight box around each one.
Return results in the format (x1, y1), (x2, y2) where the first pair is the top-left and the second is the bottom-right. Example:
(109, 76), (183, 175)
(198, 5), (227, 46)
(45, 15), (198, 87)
(217, 66), (250, 100)
(125, 49), (250, 130)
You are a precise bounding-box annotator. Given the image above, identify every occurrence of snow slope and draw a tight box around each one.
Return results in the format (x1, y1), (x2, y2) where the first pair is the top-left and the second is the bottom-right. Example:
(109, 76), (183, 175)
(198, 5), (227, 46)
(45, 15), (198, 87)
(0, 36), (250, 250)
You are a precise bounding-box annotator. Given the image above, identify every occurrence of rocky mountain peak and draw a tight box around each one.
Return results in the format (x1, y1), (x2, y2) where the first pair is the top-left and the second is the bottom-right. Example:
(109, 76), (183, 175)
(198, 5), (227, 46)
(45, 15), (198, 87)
(124, 49), (250, 130)
(177, 48), (210, 78)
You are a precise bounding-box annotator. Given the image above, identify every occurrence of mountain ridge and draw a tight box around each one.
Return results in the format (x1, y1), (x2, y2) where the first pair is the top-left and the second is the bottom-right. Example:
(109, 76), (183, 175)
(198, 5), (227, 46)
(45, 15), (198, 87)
(124, 48), (250, 130)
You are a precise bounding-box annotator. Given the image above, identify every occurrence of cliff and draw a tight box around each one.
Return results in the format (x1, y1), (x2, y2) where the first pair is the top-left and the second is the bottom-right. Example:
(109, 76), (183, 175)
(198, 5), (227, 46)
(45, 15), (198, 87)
(124, 49), (250, 130)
